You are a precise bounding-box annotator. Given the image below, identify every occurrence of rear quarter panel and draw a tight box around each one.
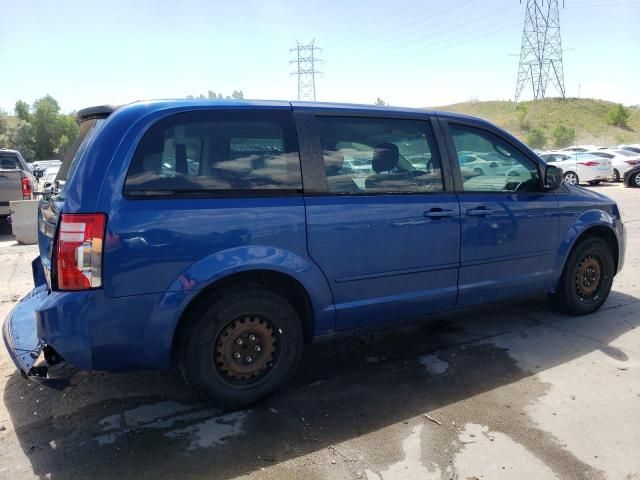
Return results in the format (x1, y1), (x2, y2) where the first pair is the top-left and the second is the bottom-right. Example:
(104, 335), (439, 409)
(63, 104), (336, 368)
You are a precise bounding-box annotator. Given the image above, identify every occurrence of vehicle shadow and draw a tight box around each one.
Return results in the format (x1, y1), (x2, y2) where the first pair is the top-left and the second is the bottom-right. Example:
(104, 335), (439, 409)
(3, 291), (639, 479)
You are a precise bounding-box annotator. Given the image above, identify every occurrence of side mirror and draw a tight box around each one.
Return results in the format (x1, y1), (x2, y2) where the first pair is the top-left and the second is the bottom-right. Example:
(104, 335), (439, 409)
(544, 164), (563, 190)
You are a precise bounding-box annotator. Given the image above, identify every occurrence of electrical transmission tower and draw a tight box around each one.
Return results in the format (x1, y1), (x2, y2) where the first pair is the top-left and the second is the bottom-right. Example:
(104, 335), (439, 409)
(515, 0), (566, 101)
(290, 40), (322, 101)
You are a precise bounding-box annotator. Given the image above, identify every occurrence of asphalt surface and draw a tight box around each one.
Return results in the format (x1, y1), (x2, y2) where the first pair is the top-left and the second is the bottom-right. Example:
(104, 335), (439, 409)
(0, 183), (639, 480)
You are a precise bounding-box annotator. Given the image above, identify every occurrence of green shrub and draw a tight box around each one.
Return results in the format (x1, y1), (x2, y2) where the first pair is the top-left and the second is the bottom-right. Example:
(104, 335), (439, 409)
(551, 124), (575, 148)
(607, 104), (630, 128)
(516, 103), (530, 130)
(526, 127), (547, 149)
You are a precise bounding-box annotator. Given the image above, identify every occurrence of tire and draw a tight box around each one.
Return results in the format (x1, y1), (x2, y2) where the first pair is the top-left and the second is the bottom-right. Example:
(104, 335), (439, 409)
(563, 171), (579, 185)
(607, 169), (620, 183)
(630, 171), (640, 188)
(179, 287), (304, 407)
(551, 237), (614, 315)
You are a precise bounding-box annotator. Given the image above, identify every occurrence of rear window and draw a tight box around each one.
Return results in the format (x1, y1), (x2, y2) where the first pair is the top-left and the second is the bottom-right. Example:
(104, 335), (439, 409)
(0, 153), (20, 169)
(55, 118), (105, 200)
(124, 110), (301, 196)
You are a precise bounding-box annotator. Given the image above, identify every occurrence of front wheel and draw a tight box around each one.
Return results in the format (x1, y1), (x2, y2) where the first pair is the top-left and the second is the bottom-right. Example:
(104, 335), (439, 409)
(179, 287), (303, 407)
(563, 171), (579, 185)
(628, 171), (640, 188)
(607, 169), (620, 182)
(552, 237), (614, 315)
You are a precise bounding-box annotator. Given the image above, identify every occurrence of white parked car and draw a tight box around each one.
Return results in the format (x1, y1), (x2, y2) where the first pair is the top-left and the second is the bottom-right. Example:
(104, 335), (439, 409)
(539, 151), (612, 185)
(457, 151), (518, 176)
(560, 145), (599, 153)
(618, 145), (640, 155)
(41, 166), (60, 190)
(587, 149), (640, 182)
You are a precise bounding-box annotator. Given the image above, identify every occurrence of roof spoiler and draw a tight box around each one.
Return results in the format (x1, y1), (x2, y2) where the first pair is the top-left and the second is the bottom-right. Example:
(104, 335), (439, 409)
(76, 105), (119, 122)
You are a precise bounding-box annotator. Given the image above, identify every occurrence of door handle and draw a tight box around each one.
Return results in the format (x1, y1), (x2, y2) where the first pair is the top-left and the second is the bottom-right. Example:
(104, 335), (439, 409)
(424, 208), (455, 219)
(466, 207), (492, 217)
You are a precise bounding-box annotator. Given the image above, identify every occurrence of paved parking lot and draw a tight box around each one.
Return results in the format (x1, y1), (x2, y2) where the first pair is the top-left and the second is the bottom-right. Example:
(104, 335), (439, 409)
(0, 184), (639, 480)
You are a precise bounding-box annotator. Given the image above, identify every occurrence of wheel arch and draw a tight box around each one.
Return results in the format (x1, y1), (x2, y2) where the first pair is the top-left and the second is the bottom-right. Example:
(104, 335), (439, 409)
(576, 225), (620, 273)
(557, 223), (620, 283)
(171, 269), (319, 364)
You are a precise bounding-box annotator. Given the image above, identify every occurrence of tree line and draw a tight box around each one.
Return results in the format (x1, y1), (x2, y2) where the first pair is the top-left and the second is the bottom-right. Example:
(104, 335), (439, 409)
(187, 90), (244, 100)
(0, 90), (248, 162)
(521, 102), (632, 150)
(0, 95), (78, 162)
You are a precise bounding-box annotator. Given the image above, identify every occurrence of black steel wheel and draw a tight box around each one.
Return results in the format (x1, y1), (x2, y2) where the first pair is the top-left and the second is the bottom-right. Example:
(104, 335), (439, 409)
(214, 315), (277, 383)
(551, 237), (614, 315)
(179, 287), (303, 407)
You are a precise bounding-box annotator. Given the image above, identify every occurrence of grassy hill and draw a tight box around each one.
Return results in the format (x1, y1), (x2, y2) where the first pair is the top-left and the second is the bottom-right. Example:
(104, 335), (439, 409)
(434, 98), (640, 149)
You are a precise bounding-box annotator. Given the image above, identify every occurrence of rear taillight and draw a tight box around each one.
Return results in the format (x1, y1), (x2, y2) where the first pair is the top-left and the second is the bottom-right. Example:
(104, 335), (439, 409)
(20, 176), (32, 200)
(577, 161), (599, 167)
(624, 160), (640, 166)
(55, 213), (106, 290)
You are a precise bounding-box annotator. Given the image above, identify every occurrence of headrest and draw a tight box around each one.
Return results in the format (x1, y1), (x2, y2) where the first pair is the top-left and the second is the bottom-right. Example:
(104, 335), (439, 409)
(324, 151), (345, 176)
(372, 143), (399, 173)
(175, 143), (187, 175)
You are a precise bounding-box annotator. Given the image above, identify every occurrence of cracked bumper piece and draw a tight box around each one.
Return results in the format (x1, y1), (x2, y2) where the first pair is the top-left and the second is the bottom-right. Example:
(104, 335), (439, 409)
(2, 285), (48, 375)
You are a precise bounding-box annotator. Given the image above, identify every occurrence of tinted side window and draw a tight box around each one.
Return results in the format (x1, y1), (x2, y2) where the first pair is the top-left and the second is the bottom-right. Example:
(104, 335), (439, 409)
(450, 124), (541, 193)
(125, 110), (301, 195)
(316, 116), (444, 194)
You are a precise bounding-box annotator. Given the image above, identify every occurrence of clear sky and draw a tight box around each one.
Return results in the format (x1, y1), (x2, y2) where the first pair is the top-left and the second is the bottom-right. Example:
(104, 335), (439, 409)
(1, 0), (639, 113)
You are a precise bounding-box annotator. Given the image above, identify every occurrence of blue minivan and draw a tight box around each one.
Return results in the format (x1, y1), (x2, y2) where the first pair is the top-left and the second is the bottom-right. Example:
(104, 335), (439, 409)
(3, 100), (625, 406)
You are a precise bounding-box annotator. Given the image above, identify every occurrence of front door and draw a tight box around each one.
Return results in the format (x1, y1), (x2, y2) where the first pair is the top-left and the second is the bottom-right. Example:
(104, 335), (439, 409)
(443, 121), (559, 308)
(301, 114), (461, 330)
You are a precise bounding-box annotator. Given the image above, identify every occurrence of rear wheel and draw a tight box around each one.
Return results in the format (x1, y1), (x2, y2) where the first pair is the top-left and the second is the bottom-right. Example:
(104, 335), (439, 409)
(563, 171), (579, 185)
(607, 169), (620, 182)
(179, 287), (303, 407)
(552, 237), (614, 315)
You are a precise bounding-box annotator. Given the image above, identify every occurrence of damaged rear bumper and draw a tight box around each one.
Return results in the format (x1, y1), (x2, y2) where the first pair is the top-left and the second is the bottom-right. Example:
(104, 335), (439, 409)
(2, 284), (48, 376)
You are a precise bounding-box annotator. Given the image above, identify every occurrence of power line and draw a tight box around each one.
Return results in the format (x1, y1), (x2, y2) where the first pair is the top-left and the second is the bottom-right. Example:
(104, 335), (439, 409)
(565, 0), (640, 6)
(322, 0), (480, 49)
(346, 3), (520, 56)
(515, 0), (566, 101)
(387, 16), (523, 61)
(290, 40), (322, 101)
(324, 0), (477, 51)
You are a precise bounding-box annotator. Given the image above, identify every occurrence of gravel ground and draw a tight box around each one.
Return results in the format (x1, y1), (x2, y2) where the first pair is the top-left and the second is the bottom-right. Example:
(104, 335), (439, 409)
(0, 183), (638, 480)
